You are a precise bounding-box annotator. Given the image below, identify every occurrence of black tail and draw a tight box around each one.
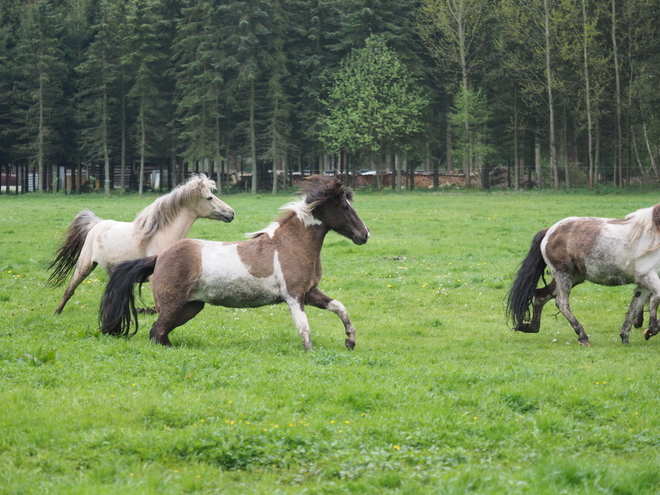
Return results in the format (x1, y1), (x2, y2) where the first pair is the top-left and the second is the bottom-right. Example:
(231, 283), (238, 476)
(505, 228), (549, 328)
(99, 256), (158, 337)
(47, 210), (101, 287)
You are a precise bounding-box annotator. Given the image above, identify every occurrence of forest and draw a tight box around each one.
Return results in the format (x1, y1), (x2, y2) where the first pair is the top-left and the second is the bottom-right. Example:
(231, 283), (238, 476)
(0, 0), (659, 194)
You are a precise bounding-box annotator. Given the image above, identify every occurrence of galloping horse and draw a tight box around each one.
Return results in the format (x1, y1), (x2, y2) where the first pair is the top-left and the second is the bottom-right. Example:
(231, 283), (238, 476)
(506, 204), (660, 345)
(48, 174), (234, 313)
(99, 175), (370, 350)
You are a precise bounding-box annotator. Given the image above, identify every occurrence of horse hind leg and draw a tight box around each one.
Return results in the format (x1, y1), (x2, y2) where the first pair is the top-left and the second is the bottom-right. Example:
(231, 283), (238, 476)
(55, 261), (97, 314)
(644, 295), (660, 340)
(149, 301), (205, 346)
(620, 287), (650, 344)
(553, 274), (590, 346)
(516, 279), (556, 334)
(305, 288), (356, 350)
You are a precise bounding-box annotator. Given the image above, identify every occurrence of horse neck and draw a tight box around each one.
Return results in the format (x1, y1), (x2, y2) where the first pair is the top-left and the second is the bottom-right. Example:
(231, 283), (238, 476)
(146, 208), (198, 248)
(279, 213), (328, 260)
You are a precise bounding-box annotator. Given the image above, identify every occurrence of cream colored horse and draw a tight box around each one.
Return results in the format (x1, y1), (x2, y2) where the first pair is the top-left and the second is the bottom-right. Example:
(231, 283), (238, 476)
(48, 174), (234, 313)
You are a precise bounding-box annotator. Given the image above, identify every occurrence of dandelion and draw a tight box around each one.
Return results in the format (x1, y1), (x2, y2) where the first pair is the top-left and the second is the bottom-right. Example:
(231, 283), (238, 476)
(387, 285), (392, 288)
(393, 445), (401, 450)
(345, 420), (350, 424)
(473, 416), (478, 420)
(330, 420), (335, 424)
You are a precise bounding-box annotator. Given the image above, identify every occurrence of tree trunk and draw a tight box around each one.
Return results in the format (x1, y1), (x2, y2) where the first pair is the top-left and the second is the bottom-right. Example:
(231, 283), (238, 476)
(543, 0), (559, 190)
(535, 134), (542, 191)
(249, 80), (258, 194)
(138, 101), (145, 195)
(611, 0), (623, 187)
(582, 0), (595, 188)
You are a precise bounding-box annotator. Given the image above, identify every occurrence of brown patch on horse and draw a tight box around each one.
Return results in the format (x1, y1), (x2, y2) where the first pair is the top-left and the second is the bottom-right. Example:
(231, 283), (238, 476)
(237, 209), (325, 293)
(150, 239), (203, 310)
(545, 219), (603, 275)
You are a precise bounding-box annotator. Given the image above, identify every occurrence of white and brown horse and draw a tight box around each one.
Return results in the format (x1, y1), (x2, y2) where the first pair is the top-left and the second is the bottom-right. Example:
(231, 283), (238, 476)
(48, 174), (234, 313)
(506, 204), (660, 345)
(99, 175), (370, 350)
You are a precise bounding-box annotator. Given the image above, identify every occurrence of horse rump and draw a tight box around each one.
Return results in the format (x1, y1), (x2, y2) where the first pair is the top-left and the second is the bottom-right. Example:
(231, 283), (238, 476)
(99, 256), (158, 337)
(47, 210), (101, 287)
(506, 228), (549, 329)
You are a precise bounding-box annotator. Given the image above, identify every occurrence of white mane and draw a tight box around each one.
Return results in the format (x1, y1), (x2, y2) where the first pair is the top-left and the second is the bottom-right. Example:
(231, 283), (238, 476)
(246, 196), (320, 238)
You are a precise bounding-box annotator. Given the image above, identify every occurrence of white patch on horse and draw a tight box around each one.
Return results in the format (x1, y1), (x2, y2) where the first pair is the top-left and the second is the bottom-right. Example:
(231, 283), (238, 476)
(283, 199), (322, 227)
(246, 222), (280, 239)
(194, 242), (281, 307)
(275, 250), (312, 348)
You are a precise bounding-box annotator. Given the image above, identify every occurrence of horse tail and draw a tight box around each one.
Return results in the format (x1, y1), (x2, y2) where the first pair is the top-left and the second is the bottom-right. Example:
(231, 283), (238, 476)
(99, 256), (158, 337)
(506, 228), (549, 328)
(47, 210), (102, 287)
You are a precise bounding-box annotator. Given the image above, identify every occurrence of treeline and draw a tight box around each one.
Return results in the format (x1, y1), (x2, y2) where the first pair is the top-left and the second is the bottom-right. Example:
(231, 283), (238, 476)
(0, 0), (659, 193)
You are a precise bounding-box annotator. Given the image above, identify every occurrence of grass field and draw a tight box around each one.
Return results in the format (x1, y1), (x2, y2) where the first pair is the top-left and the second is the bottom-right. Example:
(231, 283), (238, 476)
(2, 188), (660, 494)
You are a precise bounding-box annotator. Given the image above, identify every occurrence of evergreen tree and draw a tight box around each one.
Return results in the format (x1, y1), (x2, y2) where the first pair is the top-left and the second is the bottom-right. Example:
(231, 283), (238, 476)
(13, 0), (67, 191)
(123, 0), (168, 194)
(77, 0), (118, 195)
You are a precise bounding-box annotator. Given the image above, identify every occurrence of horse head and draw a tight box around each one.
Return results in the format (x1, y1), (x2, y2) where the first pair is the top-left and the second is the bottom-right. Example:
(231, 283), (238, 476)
(194, 174), (234, 223)
(303, 175), (370, 245)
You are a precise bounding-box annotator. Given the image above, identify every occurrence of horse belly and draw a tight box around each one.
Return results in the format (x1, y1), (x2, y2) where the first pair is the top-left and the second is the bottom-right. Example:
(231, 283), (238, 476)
(193, 243), (282, 308)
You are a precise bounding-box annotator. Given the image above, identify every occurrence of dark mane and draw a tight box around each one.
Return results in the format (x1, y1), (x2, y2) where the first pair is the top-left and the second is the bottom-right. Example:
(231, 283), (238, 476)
(301, 175), (353, 208)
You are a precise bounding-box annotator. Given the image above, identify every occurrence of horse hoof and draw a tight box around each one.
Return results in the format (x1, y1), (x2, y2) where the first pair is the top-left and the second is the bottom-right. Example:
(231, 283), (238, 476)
(345, 339), (355, 350)
(578, 339), (591, 346)
(515, 324), (540, 334)
(644, 328), (651, 340)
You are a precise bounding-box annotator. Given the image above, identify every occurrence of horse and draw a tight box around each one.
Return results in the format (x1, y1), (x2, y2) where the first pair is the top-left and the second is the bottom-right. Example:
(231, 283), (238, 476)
(99, 175), (370, 350)
(506, 203), (660, 346)
(47, 174), (234, 314)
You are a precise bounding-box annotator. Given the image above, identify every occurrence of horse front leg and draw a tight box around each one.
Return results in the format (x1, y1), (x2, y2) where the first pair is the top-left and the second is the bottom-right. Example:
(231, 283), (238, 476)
(286, 296), (313, 351)
(621, 287), (650, 344)
(305, 288), (356, 350)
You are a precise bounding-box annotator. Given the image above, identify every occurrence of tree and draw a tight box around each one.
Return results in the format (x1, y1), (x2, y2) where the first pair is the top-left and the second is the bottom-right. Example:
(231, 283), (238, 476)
(449, 86), (494, 189)
(123, 0), (168, 195)
(77, 0), (117, 195)
(172, 0), (224, 182)
(13, 0), (67, 191)
(318, 35), (428, 189)
(418, 0), (490, 188)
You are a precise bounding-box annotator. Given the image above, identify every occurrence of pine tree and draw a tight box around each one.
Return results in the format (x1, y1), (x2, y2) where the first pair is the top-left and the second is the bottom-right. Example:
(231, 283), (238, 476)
(13, 0), (67, 191)
(172, 0), (224, 182)
(123, 0), (167, 194)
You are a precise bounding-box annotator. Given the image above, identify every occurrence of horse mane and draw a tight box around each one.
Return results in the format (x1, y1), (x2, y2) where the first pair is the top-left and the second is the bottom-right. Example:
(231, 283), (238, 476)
(247, 175), (351, 238)
(626, 204), (660, 243)
(133, 174), (216, 240)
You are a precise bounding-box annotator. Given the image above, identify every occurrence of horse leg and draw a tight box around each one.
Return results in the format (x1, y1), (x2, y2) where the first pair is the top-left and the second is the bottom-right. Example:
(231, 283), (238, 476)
(620, 287), (650, 344)
(149, 301), (205, 346)
(516, 279), (556, 333)
(55, 260), (97, 314)
(553, 273), (590, 346)
(643, 294), (660, 340)
(305, 287), (356, 350)
(285, 296), (313, 351)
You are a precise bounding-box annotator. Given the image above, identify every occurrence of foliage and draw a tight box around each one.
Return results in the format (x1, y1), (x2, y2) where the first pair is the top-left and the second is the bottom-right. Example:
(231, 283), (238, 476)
(449, 85), (495, 164)
(3, 192), (660, 491)
(318, 35), (428, 157)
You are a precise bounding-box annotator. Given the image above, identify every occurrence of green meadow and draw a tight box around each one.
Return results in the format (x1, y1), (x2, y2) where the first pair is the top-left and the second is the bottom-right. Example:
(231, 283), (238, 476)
(2, 189), (660, 494)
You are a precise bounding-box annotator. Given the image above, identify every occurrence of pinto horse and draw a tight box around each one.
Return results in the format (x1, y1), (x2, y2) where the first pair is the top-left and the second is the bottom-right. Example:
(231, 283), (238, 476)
(506, 204), (660, 346)
(99, 175), (370, 350)
(48, 174), (234, 313)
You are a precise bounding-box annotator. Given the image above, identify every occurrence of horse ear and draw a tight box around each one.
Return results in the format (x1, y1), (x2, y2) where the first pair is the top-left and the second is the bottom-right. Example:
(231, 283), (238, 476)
(653, 204), (660, 233)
